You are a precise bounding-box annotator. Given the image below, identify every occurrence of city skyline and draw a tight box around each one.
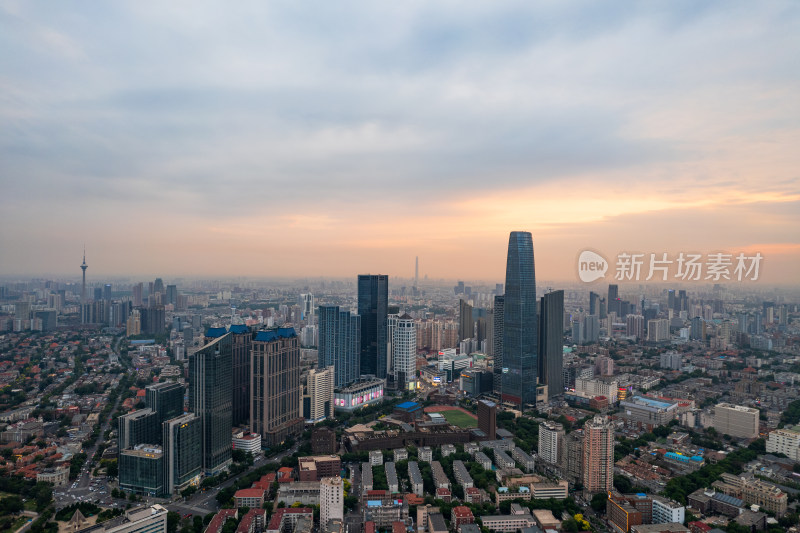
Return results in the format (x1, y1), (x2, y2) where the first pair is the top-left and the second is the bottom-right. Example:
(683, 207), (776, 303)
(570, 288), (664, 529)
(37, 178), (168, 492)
(1, 2), (798, 284)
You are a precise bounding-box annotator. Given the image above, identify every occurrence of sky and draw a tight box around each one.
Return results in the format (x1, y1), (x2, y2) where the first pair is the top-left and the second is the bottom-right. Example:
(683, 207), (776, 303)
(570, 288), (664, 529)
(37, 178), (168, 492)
(1, 1), (799, 285)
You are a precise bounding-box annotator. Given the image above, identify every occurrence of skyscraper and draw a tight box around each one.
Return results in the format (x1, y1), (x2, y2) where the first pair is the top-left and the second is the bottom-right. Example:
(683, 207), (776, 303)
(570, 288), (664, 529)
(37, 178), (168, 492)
(538, 290), (564, 399)
(145, 382), (185, 428)
(251, 328), (304, 447)
(318, 306), (361, 388)
(492, 295), (504, 394)
(358, 274), (388, 378)
(582, 416), (614, 493)
(393, 314), (416, 390)
(299, 293), (314, 322)
(608, 284), (620, 316)
(589, 292), (599, 316)
(132, 282), (144, 307)
(320, 476), (344, 530)
(189, 333), (233, 475)
(229, 324), (252, 427)
(306, 366), (334, 423)
(458, 299), (473, 341)
(166, 284), (178, 306)
(538, 421), (565, 465)
(118, 409), (159, 450)
(477, 399), (497, 440)
(502, 231), (538, 406)
(162, 413), (202, 495)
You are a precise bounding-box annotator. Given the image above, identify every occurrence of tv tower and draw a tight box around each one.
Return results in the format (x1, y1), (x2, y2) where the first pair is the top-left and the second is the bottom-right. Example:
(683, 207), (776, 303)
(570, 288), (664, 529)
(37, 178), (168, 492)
(414, 256), (419, 288)
(80, 247), (88, 304)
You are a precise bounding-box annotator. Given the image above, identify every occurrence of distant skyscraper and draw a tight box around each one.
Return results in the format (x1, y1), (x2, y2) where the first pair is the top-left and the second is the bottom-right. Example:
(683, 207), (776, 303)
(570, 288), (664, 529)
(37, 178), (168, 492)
(393, 314), (416, 389)
(299, 293), (314, 322)
(414, 256), (419, 288)
(166, 284), (178, 306)
(118, 409), (159, 450)
(492, 295), (504, 395)
(80, 249), (88, 304)
(132, 282), (144, 307)
(608, 284), (620, 316)
(582, 416), (614, 492)
(358, 274), (389, 378)
(228, 324), (252, 427)
(189, 333), (233, 475)
(153, 278), (164, 296)
(589, 292), (599, 316)
(502, 231), (538, 406)
(539, 290), (564, 399)
(318, 306), (361, 387)
(251, 328), (304, 447)
(458, 299), (473, 341)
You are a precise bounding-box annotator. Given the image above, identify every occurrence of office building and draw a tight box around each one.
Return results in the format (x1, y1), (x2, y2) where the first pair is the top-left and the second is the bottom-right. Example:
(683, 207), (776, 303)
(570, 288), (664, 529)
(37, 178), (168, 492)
(492, 295), (504, 394)
(538, 290), (564, 398)
(251, 328), (304, 447)
(189, 333), (233, 475)
(119, 445), (164, 496)
(502, 231), (538, 406)
(119, 409), (159, 450)
(608, 284), (620, 316)
(306, 366), (334, 423)
(589, 292), (599, 315)
(318, 306), (361, 388)
(459, 299), (474, 341)
(165, 285), (177, 306)
(477, 399), (497, 440)
(582, 416), (614, 493)
(99, 505), (169, 533)
(651, 495), (685, 524)
(162, 414), (202, 495)
(145, 382), (184, 428)
(333, 377), (384, 411)
(626, 315), (645, 340)
(607, 491), (652, 533)
(299, 293), (314, 322)
(320, 476), (344, 529)
(358, 274), (389, 379)
(392, 313), (416, 389)
(228, 324), (252, 427)
(713, 403), (759, 439)
(298, 455), (342, 482)
(619, 396), (679, 432)
(538, 421), (564, 465)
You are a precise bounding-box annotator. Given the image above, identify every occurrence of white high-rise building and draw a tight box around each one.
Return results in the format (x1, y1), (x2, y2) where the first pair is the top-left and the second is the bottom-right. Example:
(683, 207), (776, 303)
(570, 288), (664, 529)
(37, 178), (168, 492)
(647, 318), (670, 342)
(538, 421), (564, 465)
(299, 293), (314, 323)
(320, 476), (344, 529)
(393, 314), (417, 390)
(307, 367), (334, 423)
(767, 428), (800, 461)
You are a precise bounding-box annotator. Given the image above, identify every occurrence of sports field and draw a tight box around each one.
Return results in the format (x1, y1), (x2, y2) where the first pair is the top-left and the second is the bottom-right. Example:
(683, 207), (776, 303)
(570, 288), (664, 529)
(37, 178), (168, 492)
(436, 409), (477, 428)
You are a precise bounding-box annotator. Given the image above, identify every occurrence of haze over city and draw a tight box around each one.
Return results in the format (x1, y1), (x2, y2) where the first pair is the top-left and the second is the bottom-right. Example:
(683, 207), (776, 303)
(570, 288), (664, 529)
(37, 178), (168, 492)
(2, 1), (799, 283)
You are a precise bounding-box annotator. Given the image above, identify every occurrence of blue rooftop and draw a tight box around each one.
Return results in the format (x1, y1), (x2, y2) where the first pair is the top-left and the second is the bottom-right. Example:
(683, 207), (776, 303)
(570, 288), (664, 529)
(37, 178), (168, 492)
(229, 324), (249, 334)
(628, 396), (674, 409)
(254, 328), (297, 342)
(397, 401), (420, 410)
(205, 327), (227, 338)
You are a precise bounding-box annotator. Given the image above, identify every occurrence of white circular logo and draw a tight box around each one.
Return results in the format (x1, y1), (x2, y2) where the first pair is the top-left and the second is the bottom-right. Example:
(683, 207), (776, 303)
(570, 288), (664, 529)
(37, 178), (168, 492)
(578, 250), (608, 282)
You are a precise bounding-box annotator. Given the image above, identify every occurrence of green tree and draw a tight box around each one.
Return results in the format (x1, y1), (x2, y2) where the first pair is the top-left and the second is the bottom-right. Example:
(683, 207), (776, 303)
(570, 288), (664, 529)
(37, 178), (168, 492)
(590, 492), (608, 513)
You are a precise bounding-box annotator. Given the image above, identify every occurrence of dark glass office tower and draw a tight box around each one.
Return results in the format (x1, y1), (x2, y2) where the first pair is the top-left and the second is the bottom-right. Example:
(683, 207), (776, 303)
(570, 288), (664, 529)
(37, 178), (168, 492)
(145, 382), (185, 428)
(358, 274), (388, 379)
(502, 231), (538, 406)
(189, 333), (233, 475)
(492, 295), (504, 394)
(118, 409), (159, 449)
(229, 324), (252, 427)
(162, 413), (202, 495)
(538, 290), (564, 399)
(589, 292), (599, 316)
(607, 284), (620, 316)
(318, 306), (361, 387)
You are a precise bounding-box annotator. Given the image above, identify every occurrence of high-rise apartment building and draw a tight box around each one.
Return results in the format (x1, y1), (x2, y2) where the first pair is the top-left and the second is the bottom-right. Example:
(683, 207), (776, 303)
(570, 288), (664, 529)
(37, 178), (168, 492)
(162, 413), (202, 495)
(358, 274), (389, 378)
(538, 290), (564, 399)
(538, 421), (565, 465)
(492, 295), (504, 395)
(582, 416), (614, 493)
(502, 231), (538, 406)
(318, 306), (361, 388)
(132, 282), (144, 307)
(626, 314), (644, 340)
(145, 382), (185, 428)
(166, 285), (178, 306)
(767, 427), (800, 461)
(299, 293), (314, 322)
(393, 314), (416, 389)
(320, 476), (344, 529)
(477, 399), (497, 440)
(127, 309), (141, 336)
(306, 366), (334, 423)
(713, 403), (759, 439)
(251, 328), (304, 447)
(189, 333), (233, 475)
(229, 324), (252, 427)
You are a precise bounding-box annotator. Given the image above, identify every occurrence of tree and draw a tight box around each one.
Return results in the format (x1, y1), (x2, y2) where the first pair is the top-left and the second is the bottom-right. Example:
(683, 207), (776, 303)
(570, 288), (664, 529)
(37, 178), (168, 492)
(590, 492), (608, 513)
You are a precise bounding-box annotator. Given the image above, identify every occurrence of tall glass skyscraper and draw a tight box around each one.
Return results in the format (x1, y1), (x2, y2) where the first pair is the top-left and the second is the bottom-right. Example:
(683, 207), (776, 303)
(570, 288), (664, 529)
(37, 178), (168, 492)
(358, 274), (388, 379)
(538, 290), (564, 399)
(189, 333), (233, 475)
(318, 305), (361, 387)
(502, 231), (538, 406)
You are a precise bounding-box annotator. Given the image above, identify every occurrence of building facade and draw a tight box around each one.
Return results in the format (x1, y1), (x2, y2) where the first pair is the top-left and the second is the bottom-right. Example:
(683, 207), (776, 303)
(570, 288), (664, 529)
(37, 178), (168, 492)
(306, 366), (335, 423)
(358, 274), (389, 379)
(582, 417), (614, 493)
(538, 289), (564, 399)
(713, 403), (759, 439)
(318, 306), (361, 388)
(162, 413), (202, 495)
